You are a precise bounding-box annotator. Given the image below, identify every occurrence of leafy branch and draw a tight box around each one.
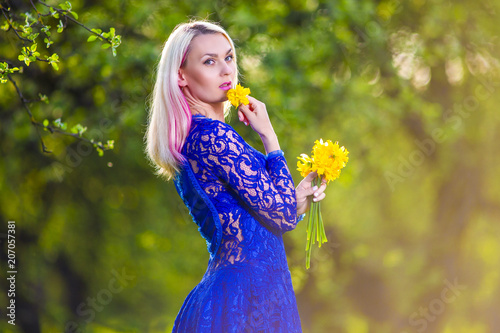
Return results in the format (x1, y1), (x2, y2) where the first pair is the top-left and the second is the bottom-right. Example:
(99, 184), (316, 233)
(1, 0), (121, 156)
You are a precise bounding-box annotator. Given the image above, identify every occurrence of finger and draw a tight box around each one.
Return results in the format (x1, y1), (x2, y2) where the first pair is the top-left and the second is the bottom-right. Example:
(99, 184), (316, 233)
(313, 192), (326, 202)
(238, 103), (254, 120)
(304, 171), (318, 182)
(246, 95), (258, 103)
(246, 96), (263, 112)
(237, 105), (253, 126)
(315, 181), (327, 195)
(238, 109), (249, 126)
(303, 185), (318, 198)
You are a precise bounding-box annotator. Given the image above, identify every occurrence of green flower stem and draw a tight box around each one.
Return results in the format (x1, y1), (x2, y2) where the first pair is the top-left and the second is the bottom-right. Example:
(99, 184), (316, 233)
(317, 199), (322, 245)
(320, 205), (327, 243)
(317, 193), (322, 243)
(305, 175), (328, 269)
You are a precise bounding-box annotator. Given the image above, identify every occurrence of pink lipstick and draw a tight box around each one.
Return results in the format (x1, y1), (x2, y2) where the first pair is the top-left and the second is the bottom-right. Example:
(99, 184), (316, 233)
(219, 81), (232, 90)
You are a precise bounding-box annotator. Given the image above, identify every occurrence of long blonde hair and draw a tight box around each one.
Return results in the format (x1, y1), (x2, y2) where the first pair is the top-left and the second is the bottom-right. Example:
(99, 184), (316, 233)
(145, 21), (238, 180)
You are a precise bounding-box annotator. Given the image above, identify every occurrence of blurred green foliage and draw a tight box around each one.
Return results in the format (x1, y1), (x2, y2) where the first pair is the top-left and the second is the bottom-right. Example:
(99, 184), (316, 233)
(1, 0), (499, 332)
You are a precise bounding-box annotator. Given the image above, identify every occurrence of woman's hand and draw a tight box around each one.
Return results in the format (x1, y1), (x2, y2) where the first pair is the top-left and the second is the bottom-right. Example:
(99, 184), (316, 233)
(296, 171), (327, 216)
(238, 96), (280, 154)
(237, 96), (274, 137)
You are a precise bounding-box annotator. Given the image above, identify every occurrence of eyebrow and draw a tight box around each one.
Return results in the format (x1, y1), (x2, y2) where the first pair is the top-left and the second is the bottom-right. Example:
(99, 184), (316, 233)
(202, 48), (233, 58)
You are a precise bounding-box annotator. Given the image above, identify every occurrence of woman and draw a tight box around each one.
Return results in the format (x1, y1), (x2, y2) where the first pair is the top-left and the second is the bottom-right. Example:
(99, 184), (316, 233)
(145, 20), (327, 332)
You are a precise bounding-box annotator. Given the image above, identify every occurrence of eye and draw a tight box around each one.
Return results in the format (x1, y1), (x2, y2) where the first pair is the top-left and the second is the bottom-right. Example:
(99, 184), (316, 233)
(204, 59), (215, 65)
(225, 54), (234, 62)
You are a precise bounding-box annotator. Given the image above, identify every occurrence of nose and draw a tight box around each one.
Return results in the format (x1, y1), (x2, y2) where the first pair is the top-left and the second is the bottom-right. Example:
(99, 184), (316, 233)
(221, 61), (234, 77)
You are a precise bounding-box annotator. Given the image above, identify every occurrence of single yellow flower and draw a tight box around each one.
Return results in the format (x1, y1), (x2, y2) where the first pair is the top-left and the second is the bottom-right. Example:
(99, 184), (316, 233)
(227, 84), (251, 107)
(297, 153), (313, 177)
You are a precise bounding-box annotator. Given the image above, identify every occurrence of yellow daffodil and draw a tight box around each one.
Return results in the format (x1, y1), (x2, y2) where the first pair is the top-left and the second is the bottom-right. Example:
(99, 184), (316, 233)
(227, 84), (251, 107)
(297, 138), (350, 269)
(297, 153), (313, 177)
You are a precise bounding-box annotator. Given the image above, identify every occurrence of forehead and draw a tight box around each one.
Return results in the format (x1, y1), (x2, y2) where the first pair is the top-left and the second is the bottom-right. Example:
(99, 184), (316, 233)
(188, 33), (232, 56)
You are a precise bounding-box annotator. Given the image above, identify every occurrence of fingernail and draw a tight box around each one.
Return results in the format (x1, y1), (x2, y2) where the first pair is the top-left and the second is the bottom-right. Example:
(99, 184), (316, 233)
(314, 192), (318, 197)
(313, 186), (318, 191)
(313, 197), (317, 202)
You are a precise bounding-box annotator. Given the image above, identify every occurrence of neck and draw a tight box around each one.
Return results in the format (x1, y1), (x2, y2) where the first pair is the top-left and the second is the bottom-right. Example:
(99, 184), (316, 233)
(183, 90), (225, 123)
(190, 104), (225, 122)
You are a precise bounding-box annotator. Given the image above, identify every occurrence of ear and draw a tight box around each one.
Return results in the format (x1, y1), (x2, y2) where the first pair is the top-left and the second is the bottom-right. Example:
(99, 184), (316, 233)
(178, 69), (187, 88)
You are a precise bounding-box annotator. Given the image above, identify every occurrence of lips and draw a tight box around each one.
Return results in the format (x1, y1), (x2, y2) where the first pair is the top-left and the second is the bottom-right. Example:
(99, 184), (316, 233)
(219, 81), (232, 90)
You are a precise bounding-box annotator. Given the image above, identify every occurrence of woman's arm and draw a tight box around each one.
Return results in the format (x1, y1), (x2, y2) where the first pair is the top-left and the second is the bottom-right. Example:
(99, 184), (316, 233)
(237, 96), (281, 155)
(237, 96), (328, 216)
(187, 121), (299, 233)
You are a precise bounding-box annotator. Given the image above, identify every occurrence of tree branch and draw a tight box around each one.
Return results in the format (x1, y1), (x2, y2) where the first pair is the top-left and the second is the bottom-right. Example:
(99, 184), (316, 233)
(7, 73), (51, 153)
(1, 6), (31, 43)
(36, 0), (114, 44)
(6, 73), (107, 153)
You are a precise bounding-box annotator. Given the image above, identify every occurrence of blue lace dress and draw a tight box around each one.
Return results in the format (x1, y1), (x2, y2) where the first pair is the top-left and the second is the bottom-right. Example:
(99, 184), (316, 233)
(172, 114), (303, 332)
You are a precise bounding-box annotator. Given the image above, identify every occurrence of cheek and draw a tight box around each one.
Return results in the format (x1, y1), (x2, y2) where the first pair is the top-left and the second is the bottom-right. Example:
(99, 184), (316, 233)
(189, 68), (213, 88)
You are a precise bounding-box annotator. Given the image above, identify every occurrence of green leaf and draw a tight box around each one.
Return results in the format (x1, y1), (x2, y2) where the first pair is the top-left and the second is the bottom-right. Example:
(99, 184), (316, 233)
(58, 2), (69, 11)
(57, 20), (64, 33)
(50, 8), (60, 19)
(70, 124), (87, 136)
(70, 11), (78, 20)
(101, 43), (111, 49)
(43, 119), (49, 127)
(87, 35), (97, 42)
(103, 140), (115, 150)
(53, 118), (67, 130)
(39, 93), (49, 104)
(44, 37), (53, 48)
(91, 28), (102, 34)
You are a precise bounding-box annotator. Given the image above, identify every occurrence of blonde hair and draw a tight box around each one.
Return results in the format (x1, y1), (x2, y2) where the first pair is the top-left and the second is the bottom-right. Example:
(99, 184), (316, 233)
(145, 20), (238, 180)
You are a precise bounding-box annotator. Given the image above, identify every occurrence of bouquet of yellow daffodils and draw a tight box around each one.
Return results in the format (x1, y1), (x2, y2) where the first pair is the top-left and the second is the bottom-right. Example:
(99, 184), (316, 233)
(297, 139), (349, 269)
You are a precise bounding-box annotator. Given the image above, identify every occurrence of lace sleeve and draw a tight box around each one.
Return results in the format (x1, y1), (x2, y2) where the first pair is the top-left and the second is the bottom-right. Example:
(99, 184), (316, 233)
(188, 121), (299, 233)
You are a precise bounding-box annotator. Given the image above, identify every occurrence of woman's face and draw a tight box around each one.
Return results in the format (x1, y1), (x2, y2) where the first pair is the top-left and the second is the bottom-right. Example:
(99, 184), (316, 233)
(178, 33), (236, 105)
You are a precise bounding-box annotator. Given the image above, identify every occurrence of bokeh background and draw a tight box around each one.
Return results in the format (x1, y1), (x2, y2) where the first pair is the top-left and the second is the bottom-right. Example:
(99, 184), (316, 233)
(1, 0), (500, 332)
